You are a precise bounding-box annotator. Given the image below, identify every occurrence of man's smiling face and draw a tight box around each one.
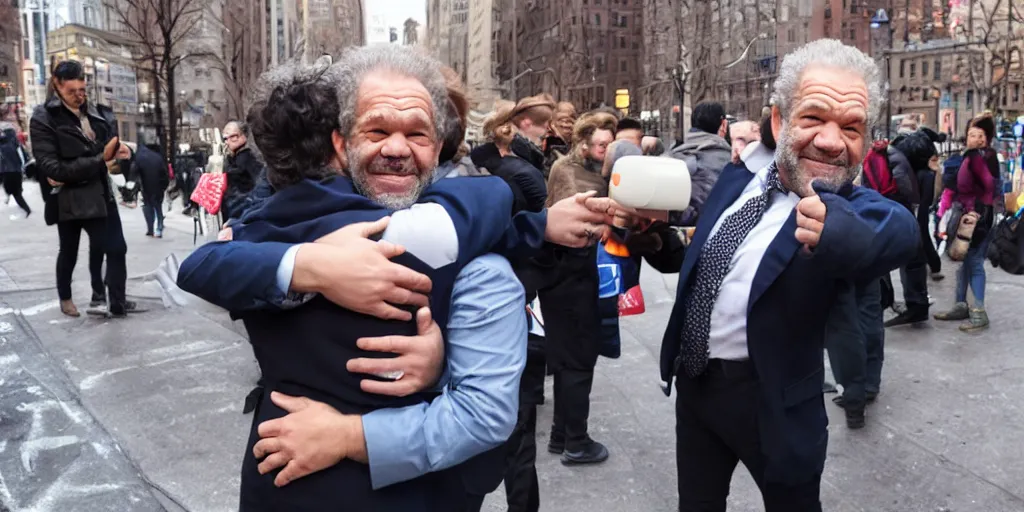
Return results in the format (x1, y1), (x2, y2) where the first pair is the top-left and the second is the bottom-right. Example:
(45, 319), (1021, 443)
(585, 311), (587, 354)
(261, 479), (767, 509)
(345, 70), (440, 209)
(774, 65), (870, 197)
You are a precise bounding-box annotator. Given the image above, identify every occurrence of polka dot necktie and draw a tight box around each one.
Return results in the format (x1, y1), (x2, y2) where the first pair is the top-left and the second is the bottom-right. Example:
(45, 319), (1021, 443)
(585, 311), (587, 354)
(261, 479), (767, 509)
(678, 164), (787, 378)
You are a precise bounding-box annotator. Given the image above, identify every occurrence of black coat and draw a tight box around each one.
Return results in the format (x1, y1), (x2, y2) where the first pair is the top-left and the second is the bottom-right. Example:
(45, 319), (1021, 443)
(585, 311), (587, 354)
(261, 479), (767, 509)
(134, 145), (169, 197)
(30, 96), (117, 222)
(469, 136), (547, 215)
(224, 147), (265, 219)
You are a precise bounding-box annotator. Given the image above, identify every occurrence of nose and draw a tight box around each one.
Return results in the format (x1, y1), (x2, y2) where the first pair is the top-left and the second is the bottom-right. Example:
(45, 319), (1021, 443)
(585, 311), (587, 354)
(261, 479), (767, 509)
(379, 133), (412, 159)
(813, 122), (845, 156)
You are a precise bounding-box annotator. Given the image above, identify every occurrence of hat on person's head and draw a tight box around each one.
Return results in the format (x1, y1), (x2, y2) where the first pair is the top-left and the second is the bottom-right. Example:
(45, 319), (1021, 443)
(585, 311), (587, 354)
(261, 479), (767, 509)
(919, 126), (947, 144)
(968, 113), (996, 144)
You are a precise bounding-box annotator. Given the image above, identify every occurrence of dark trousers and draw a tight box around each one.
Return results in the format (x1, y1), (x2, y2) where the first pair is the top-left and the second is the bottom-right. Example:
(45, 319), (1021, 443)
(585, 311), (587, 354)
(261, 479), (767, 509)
(538, 248), (601, 452)
(826, 280), (885, 408)
(920, 217), (941, 274)
(675, 361), (823, 512)
(898, 238), (930, 311)
(2, 172), (30, 215)
(503, 334), (545, 512)
(103, 202), (128, 312)
(142, 192), (165, 234)
(56, 218), (106, 301)
(55, 203), (128, 310)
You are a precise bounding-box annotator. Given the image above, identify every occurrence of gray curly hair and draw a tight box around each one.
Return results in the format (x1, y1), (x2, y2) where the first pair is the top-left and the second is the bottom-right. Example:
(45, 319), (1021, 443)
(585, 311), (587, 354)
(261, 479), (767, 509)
(770, 39), (883, 126)
(331, 45), (450, 143)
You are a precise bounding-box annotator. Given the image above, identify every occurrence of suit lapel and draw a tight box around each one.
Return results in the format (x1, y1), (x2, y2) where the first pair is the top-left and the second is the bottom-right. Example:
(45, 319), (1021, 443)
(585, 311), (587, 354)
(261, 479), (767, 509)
(676, 167), (755, 290)
(747, 210), (802, 312)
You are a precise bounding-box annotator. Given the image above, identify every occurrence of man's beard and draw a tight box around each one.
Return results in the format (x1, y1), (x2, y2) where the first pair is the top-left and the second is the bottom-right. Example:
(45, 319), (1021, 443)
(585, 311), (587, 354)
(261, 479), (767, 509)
(347, 146), (428, 209)
(776, 125), (860, 196)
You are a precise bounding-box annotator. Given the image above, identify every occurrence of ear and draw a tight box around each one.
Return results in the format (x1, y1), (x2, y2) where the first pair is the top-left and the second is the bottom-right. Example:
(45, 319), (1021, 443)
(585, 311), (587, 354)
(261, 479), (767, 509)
(771, 106), (783, 142)
(331, 130), (347, 170)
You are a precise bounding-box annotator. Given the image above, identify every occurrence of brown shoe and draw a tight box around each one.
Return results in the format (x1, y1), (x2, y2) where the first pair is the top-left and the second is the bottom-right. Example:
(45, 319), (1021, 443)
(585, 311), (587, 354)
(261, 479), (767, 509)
(60, 300), (81, 318)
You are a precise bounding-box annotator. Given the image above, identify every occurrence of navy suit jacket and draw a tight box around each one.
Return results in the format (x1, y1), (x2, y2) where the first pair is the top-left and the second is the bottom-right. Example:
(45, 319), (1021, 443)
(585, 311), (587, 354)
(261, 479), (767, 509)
(178, 175), (548, 313)
(660, 164), (918, 485)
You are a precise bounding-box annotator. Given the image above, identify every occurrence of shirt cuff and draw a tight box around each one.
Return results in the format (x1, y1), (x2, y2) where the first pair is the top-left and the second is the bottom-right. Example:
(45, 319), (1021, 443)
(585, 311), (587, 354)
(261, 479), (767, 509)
(276, 244), (300, 294)
(362, 406), (427, 489)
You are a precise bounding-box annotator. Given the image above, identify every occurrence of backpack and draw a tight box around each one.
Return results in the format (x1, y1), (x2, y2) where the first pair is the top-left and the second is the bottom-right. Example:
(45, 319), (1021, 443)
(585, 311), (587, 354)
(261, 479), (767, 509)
(861, 140), (898, 197)
(941, 153), (964, 192)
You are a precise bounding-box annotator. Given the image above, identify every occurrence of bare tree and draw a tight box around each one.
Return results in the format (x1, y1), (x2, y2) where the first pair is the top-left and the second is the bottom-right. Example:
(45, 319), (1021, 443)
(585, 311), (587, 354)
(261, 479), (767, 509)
(955, 0), (1023, 112)
(105, 0), (209, 159)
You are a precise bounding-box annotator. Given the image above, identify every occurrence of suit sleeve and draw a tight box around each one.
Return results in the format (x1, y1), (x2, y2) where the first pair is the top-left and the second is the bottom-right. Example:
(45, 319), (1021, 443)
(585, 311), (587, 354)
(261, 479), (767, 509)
(811, 186), (919, 280)
(30, 116), (107, 185)
(421, 177), (546, 264)
(177, 240), (299, 313)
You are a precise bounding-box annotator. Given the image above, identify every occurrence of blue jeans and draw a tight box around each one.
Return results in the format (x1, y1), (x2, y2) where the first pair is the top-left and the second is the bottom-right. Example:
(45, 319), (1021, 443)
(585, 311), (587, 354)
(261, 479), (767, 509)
(955, 237), (990, 308)
(142, 192), (165, 234)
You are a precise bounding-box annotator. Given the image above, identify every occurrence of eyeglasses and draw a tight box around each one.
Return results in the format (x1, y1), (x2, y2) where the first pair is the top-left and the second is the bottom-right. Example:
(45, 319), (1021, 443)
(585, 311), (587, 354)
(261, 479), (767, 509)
(222, 134), (240, 142)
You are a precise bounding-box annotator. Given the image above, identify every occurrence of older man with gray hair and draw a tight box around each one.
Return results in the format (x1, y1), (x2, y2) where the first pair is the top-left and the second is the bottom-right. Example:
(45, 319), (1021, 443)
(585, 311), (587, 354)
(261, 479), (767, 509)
(636, 39), (919, 510)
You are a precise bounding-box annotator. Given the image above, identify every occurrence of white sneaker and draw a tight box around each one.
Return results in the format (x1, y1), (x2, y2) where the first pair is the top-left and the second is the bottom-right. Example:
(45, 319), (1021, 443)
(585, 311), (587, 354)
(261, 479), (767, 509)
(9, 214), (22, 220)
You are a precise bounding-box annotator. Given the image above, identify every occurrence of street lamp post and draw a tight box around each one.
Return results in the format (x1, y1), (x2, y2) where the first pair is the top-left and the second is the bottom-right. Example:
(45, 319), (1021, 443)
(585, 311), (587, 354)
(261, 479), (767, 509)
(871, 7), (893, 138)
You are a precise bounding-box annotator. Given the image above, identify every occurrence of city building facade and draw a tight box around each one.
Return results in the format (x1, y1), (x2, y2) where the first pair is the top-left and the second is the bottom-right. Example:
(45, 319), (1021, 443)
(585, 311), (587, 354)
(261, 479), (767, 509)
(46, 23), (144, 142)
(492, 0), (644, 112)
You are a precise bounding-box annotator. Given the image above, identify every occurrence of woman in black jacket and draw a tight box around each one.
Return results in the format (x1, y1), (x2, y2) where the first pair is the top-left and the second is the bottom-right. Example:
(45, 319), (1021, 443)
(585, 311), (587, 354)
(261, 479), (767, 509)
(29, 60), (136, 318)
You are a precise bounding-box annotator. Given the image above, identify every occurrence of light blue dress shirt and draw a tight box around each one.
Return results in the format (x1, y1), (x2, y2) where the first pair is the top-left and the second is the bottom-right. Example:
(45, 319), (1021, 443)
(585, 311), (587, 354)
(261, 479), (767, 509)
(362, 253), (527, 489)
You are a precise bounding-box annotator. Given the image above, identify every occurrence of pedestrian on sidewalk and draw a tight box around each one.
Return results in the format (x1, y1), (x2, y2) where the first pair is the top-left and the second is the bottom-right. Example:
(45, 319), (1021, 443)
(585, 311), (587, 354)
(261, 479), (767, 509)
(135, 143), (169, 238)
(934, 114), (1000, 332)
(29, 60), (143, 319)
(0, 126), (31, 219)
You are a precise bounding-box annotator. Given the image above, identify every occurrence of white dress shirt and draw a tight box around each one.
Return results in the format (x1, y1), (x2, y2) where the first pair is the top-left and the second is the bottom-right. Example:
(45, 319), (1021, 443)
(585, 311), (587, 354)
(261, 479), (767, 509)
(705, 162), (800, 360)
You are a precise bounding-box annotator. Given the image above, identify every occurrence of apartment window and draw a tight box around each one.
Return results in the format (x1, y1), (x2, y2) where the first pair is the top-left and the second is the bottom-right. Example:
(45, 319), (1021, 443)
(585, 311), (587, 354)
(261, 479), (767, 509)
(922, 60), (929, 78)
(909, 62), (915, 78)
(194, 68), (203, 78)
(620, 59), (627, 72)
(620, 14), (628, 27)
(966, 89), (974, 106)
(1015, 84), (1020, 103)
(208, 89), (215, 101)
(572, 15), (576, 25)
(900, 60), (905, 78)
(934, 60), (941, 80)
(851, 0), (858, 14)
(849, 28), (856, 40)
(193, 89), (202, 99)
(595, 14), (601, 26)
(619, 35), (625, 49)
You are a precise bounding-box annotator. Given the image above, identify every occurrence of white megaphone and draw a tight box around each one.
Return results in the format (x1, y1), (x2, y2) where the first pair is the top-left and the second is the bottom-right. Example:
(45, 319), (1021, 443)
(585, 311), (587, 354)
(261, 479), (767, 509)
(608, 155), (691, 211)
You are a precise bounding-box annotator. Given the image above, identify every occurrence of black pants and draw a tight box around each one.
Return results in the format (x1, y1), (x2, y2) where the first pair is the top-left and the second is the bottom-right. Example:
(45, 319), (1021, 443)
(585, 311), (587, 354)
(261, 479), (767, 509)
(898, 237), (930, 311)
(675, 361), (822, 512)
(503, 333), (545, 512)
(2, 172), (30, 215)
(56, 218), (106, 301)
(538, 248), (601, 452)
(919, 216), (941, 273)
(55, 203), (128, 310)
(826, 280), (885, 408)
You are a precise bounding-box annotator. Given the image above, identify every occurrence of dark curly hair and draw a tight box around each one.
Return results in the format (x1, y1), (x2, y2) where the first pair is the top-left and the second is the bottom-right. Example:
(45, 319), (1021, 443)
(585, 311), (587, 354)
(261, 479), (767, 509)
(246, 62), (341, 190)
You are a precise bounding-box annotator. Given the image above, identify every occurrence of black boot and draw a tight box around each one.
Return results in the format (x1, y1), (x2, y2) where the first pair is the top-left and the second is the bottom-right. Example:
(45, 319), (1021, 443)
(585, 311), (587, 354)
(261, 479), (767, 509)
(884, 305), (929, 328)
(845, 406), (866, 429)
(561, 439), (609, 465)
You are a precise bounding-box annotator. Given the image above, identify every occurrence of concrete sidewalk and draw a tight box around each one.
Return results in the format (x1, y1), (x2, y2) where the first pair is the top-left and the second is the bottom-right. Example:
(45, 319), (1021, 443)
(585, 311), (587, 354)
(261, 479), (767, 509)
(2, 179), (1024, 511)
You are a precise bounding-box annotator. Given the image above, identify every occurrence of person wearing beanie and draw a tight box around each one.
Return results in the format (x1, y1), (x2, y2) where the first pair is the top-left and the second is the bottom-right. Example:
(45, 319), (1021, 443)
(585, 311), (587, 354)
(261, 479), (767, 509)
(935, 114), (999, 331)
(884, 128), (948, 327)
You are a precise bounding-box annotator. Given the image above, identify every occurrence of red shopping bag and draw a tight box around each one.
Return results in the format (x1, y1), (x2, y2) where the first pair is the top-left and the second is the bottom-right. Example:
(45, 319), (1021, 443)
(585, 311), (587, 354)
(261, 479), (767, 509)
(190, 173), (227, 215)
(618, 285), (645, 316)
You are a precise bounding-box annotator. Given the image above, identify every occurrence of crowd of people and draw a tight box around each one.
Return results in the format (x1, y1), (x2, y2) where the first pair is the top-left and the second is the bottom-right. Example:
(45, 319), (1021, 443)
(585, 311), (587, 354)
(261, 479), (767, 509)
(9, 33), (1022, 512)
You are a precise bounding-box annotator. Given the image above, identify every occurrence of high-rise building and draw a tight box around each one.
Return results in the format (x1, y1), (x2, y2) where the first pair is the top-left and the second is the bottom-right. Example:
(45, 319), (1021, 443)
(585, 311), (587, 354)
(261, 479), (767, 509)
(494, 0), (644, 111)
(46, 23), (145, 141)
